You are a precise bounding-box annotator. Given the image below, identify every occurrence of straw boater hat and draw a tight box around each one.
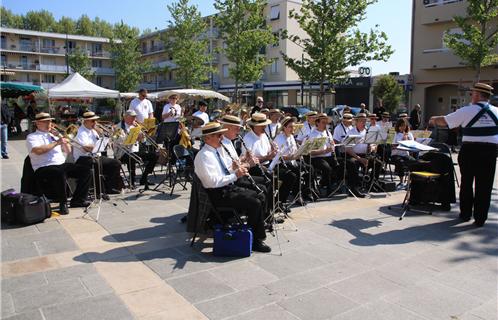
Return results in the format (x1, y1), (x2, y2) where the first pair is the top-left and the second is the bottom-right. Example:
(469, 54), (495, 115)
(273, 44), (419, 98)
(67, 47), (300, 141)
(201, 122), (228, 136)
(260, 108), (270, 113)
(354, 113), (367, 119)
(369, 113), (377, 118)
(125, 110), (137, 117)
(191, 115), (205, 126)
(247, 112), (272, 126)
(398, 113), (409, 118)
(341, 113), (353, 120)
(82, 111), (100, 121)
(472, 83), (494, 95)
(315, 113), (332, 123)
(382, 112), (390, 118)
(281, 116), (297, 127)
(218, 114), (243, 127)
(35, 112), (55, 121)
(167, 93), (179, 100)
(305, 111), (318, 117)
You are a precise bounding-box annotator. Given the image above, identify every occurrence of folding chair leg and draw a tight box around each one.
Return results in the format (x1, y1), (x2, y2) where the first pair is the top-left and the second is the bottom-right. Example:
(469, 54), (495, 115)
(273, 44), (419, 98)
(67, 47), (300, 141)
(190, 232), (197, 247)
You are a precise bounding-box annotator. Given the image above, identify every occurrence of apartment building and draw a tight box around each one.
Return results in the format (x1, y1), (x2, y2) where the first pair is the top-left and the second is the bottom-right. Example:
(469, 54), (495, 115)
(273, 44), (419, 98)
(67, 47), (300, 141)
(140, 0), (353, 108)
(411, 0), (498, 121)
(0, 27), (115, 90)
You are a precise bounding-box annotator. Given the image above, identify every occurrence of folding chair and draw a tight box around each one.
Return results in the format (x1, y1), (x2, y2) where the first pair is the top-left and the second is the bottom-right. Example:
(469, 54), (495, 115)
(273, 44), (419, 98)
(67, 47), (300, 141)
(429, 142), (459, 187)
(170, 145), (194, 196)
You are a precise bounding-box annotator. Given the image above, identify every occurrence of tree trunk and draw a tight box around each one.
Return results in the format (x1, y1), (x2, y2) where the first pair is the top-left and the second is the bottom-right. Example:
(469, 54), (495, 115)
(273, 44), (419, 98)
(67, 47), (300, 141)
(234, 77), (239, 104)
(319, 81), (325, 113)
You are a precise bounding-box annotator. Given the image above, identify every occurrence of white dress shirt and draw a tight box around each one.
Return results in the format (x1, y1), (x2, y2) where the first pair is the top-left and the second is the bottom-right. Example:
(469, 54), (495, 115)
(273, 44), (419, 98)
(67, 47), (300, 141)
(296, 121), (313, 142)
(242, 130), (271, 164)
(333, 123), (353, 143)
(380, 120), (393, 129)
(129, 98), (153, 123)
(194, 144), (237, 189)
(162, 103), (182, 122)
(445, 101), (498, 144)
(265, 123), (280, 140)
(348, 127), (368, 154)
(274, 132), (298, 165)
(305, 128), (334, 158)
(192, 110), (210, 127)
(73, 125), (100, 161)
(26, 130), (66, 171)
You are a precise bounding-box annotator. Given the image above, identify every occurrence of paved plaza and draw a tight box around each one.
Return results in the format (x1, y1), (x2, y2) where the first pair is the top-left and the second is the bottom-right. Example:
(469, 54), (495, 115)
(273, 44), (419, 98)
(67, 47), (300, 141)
(1, 139), (497, 320)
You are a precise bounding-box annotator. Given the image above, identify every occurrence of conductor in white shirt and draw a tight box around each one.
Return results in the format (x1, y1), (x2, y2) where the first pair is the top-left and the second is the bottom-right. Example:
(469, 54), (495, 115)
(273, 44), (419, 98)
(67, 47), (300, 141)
(192, 101), (210, 127)
(128, 88), (154, 123)
(26, 113), (91, 214)
(194, 122), (271, 253)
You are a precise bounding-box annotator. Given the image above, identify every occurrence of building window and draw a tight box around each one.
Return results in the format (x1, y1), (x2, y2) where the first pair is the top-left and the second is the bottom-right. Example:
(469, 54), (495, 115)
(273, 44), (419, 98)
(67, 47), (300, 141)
(42, 39), (55, 49)
(270, 5), (280, 20)
(96, 76), (102, 86)
(142, 42), (147, 53)
(21, 56), (28, 67)
(222, 64), (229, 78)
(168, 72), (172, 81)
(44, 74), (55, 83)
(1, 36), (6, 49)
(423, 0), (462, 7)
(270, 59), (279, 74)
(1, 54), (6, 67)
(92, 60), (102, 68)
(443, 27), (469, 47)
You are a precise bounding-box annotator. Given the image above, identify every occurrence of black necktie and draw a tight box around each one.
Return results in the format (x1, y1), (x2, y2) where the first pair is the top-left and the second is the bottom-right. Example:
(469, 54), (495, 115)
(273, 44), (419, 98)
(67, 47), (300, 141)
(215, 149), (230, 175)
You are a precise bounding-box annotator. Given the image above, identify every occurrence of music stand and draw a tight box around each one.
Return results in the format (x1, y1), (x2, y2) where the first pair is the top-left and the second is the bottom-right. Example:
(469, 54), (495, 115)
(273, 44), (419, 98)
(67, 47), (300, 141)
(328, 135), (363, 199)
(363, 130), (391, 195)
(141, 122), (179, 194)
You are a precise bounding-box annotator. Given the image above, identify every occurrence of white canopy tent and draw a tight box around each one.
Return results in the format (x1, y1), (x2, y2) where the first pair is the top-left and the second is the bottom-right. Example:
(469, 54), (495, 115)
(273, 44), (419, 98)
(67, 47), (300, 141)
(120, 92), (158, 100)
(48, 72), (120, 98)
(156, 89), (230, 102)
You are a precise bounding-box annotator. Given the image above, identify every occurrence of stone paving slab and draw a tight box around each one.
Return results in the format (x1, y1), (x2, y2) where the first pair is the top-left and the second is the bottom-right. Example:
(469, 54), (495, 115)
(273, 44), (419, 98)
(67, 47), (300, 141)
(2, 139), (497, 320)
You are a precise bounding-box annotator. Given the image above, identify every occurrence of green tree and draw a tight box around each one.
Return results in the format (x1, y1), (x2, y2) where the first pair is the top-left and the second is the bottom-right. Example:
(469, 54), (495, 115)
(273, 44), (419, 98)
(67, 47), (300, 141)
(1, 7), (24, 28)
(214, 0), (275, 102)
(282, 0), (393, 111)
(55, 16), (77, 34)
(165, 0), (214, 88)
(111, 22), (149, 92)
(68, 48), (94, 79)
(444, 0), (498, 82)
(23, 10), (56, 32)
(372, 75), (404, 113)
(93, 17), (114, 38)
(76, 15), (95, 36)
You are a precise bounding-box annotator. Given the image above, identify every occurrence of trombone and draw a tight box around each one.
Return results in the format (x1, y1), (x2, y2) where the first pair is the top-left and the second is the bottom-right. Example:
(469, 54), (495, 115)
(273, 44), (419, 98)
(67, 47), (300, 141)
(49, 124), (86, 150)
(134, 122), (168, 158)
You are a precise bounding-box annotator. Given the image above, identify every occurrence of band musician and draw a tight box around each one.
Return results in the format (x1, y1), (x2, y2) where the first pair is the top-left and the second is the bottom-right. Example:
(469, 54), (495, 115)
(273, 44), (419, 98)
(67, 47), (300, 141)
(194, 122), (271, 252)
(118, 110), (158, 187)
(26, 113), (91, 214)
(73, 112), (124, 196)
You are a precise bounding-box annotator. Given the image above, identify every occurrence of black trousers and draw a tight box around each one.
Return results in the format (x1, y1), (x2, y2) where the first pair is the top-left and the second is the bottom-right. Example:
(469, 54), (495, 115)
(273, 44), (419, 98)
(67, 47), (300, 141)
(76, 156), (123, 195)
(249, 164), (296, 204)
(311, 156), (339, 188)
(34, 163), (91, 203)
(207, 185), (266, 241)
(120, 151), (158, 184)
(458, 143), (497, 224)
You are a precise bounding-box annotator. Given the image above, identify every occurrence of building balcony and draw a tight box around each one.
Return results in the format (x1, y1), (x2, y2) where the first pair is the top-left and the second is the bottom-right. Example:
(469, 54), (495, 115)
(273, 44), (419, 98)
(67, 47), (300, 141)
(417, 48), (465, 69)
(4, 63), (40, 71)
(40, 46), (62, 54)
(39, 64), (68, 72)
(91, 50), (112, 58)
(420, 0), (466, 25)
(92, 67), (115, 75)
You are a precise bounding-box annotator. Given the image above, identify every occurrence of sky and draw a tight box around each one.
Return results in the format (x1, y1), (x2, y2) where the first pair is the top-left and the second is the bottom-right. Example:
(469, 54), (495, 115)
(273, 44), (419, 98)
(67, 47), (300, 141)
(3, 0), (412, 76)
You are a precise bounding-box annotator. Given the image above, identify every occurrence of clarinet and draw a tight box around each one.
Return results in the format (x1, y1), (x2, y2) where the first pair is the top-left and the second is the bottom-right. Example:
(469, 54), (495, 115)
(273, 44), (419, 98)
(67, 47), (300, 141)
(237, 134), (271, 184)
(221, 143), (264, 196)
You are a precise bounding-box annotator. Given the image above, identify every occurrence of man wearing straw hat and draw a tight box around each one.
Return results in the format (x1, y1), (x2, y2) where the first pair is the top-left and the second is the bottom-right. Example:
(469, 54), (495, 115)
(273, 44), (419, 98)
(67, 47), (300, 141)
(264, 109), (283, 140)
(296, 111), (318, 144)
(380, 112), (392, 129)
(332, 112), (354, 144)
(194, 122), (271, 252)
(74, 111), (124, 196)
(26, 113), (92, 214)
(430, 83), (498, 227)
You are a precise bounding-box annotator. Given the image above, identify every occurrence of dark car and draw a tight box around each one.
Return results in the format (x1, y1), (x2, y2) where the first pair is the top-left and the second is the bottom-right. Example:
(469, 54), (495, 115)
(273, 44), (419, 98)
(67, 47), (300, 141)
(280, 106), (312, 121)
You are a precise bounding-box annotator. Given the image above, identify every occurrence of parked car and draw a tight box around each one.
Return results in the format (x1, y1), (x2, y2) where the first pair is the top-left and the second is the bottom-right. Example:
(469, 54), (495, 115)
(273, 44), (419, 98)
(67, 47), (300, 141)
(327, 105), (361, 127)
(280, 106), (312, 121)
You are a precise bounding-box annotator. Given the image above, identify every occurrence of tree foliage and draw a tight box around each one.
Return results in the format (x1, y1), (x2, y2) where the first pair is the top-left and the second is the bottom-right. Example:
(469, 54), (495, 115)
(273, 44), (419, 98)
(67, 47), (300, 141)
(372, 75), (404, 113)
(165, 0), (215, 88)
(68, 48), (94, 79)
(282, 0), (393, 111)
(214, 0), (275, 102)
(0, 6), (136, 38)
(443, 0), (498, 82)
(110, 23), (150, 92)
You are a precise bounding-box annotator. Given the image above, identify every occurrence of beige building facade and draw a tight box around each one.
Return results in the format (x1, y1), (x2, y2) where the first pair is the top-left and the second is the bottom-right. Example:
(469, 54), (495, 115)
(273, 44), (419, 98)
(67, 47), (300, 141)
(1, 27), (115, 89)
(411, 0), (498, 122)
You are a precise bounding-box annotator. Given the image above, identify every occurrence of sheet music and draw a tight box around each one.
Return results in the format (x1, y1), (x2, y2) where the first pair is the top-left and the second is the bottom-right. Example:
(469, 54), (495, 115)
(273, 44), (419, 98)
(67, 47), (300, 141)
(398, 140), (437, 151)
(342, 135), (363, 146)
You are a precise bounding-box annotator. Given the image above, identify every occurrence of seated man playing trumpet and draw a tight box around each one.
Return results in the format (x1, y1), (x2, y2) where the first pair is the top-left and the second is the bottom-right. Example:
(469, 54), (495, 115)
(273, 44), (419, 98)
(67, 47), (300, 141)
(73, 111), (124, 196)
(26, 113), (91, 214)
(117, 110), (158, 187)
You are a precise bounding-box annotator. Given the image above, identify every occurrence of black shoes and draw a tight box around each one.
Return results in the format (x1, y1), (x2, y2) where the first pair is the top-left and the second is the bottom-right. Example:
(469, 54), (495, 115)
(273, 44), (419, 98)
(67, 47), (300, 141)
(253, 240), (271, 253)
(70, 200), (91, 208)
(59, 202), (69, 215)
(2, 155), (9, 159)
(473, 221), (485, 227)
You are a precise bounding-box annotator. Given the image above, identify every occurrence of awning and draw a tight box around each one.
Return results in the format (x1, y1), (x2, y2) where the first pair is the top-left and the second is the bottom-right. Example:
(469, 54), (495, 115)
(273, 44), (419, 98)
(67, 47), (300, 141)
(0, 82), (45, 98)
